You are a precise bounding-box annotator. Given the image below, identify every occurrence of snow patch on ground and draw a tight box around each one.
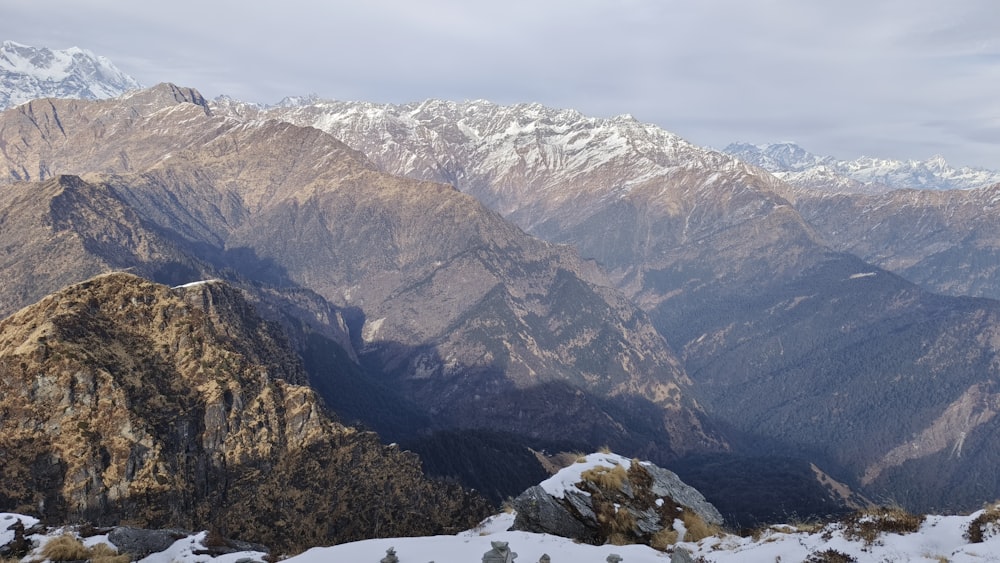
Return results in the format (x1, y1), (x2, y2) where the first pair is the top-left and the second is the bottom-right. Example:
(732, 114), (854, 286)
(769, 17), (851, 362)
(6, 505), (1000, 562)
(0, 513), (39, 546)
(135, 532), (266, 563)
(538, 452), (635, 499)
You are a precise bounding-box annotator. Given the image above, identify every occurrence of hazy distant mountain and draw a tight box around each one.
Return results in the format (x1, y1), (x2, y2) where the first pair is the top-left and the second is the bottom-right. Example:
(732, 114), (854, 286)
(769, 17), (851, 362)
(0, 40), (140, 109)
(244, 96), (1000, 512)
(724, 142), (1000, 193)
(720, 145), (1000, 300)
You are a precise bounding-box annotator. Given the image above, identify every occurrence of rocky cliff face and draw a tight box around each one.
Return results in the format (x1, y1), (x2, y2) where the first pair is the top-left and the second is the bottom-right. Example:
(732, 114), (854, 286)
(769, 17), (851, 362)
(0, 273), (490, 552)
(0, 86), (723, 465)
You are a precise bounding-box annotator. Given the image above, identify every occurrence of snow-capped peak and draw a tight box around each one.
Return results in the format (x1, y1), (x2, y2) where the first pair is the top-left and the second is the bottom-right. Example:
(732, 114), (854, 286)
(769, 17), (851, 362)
(0, 40), (142, 110)
(723, 141), (834, 172)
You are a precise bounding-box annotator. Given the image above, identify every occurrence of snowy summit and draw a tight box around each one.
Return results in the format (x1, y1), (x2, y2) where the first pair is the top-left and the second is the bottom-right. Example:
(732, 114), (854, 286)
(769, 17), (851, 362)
(0, 40), (141, 109)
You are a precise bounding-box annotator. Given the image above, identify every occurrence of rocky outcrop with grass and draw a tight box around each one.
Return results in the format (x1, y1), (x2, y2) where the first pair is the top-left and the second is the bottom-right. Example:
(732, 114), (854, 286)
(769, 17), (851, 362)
(511, 453), (722, 550)
(0, 273), (491, 553)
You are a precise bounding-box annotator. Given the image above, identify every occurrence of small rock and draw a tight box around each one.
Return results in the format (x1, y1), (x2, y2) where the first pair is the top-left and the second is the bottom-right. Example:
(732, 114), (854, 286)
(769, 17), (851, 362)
(380, 546), (399, 563)
(482, 540), (517, 562)
(670, 546), (694, 563)
(108, 527), (190, 559)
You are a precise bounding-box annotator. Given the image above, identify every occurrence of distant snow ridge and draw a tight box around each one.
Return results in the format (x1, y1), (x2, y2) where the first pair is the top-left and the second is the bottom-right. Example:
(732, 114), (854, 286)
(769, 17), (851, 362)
(724, 142), (1000, 193)
(0, 40), (141, 109)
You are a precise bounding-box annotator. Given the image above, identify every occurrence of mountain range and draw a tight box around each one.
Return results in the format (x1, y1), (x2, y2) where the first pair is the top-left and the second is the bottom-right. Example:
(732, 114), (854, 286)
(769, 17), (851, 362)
(233, 95), (1000, 513)
(4, 41), (1000, 545)
(0, 83), (727, 505)
(723, 141), (1000, 193)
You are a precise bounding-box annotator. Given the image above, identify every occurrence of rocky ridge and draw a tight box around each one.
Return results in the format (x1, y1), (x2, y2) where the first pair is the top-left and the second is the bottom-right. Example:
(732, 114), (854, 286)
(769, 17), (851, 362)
(0, 273), (490, 552)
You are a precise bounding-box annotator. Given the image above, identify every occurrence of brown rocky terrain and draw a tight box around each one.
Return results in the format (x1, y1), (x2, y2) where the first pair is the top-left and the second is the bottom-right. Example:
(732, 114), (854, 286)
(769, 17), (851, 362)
(0, 85), (723, 469)
(0, 273), (490, 552)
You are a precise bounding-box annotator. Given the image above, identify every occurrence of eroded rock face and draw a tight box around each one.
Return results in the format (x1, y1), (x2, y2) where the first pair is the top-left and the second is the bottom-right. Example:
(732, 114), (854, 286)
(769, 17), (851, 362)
(0, 273), (491, 552)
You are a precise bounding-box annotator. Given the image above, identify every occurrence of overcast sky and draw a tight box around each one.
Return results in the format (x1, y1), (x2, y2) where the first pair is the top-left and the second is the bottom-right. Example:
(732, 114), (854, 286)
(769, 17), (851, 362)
(5, 0), (999, 168)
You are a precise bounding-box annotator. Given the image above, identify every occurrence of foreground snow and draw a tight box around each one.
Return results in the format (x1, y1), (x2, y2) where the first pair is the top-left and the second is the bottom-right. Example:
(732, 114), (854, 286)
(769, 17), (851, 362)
(289, 513), (669, 563)
(283, 509), (1000, 563)
(5, 503), (1000, 562)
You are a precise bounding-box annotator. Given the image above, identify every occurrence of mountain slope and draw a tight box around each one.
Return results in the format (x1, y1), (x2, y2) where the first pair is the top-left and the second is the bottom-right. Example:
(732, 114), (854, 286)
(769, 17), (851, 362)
(789, 183), (1000, 301)
(250, 97), (1000, 512)
(0, 273), (490, 552)
(0, 85), (723, 465)
(0, 41), (140, 110)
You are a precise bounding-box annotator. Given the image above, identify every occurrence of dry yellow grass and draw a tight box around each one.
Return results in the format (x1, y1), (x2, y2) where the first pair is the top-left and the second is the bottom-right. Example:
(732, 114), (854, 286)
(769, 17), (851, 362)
(842, 506), (924, 545)
(580, 464), (628, 491)
(965, 502), (1000, 543)
(682, 510), (722, 542)
(650, 528), (679, 551)
(35, 534), (130, 563)
(606, 515), (637, 545)
(40, 535), (92, 561)
(88, 543), (131, 563)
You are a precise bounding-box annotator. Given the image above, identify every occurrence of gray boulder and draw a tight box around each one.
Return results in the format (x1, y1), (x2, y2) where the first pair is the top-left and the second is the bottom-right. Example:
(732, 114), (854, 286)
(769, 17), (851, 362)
(510, 456), (723, 549)
(511, 486), (593, 541)
(108, 527), (267, 559)
(646, 464), (723, 526)
(108, 527), (190, 558)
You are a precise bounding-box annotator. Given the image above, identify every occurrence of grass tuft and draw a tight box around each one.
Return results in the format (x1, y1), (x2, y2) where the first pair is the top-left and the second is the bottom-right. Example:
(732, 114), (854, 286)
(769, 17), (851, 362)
(805, 548), (858, 563)
(40, 534), (91, 561)
(649, 528), (679, 551)
(681, 509), (721, 542)
(965, 502), (1000, 543)
(580, 464), (627, 492)
(37, 535), (130, 563)
(842, 506), (924, 545)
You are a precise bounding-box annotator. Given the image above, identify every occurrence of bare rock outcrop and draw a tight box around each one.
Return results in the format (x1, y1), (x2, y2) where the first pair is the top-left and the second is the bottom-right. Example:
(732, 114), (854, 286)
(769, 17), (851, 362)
(511, 453), (722, 549)
(0, 273), (491, 552)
